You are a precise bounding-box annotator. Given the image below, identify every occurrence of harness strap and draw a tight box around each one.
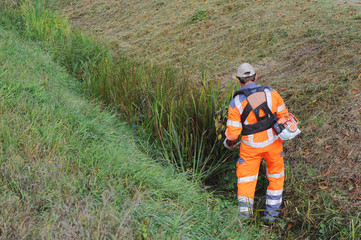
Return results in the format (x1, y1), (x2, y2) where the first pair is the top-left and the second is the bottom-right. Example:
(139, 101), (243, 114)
(234, 86), (277, 135)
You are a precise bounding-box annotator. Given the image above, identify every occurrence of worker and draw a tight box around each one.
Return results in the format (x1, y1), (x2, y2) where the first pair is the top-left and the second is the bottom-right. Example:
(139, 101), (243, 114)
(223, 63), (289, 223)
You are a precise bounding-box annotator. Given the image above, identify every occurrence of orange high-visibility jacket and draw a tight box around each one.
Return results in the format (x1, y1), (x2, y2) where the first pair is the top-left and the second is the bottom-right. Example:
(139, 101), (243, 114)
(226, 82), (288, 148)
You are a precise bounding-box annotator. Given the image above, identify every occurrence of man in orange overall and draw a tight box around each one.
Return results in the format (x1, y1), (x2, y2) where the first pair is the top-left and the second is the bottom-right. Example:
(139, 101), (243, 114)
(224, 63), (288, 222)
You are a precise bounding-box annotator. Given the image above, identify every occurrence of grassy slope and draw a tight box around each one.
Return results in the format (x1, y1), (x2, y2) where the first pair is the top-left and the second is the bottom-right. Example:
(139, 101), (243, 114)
(64, 0), (361, 191)
(63, 0), (360, 79)
(63, 0), (361, 173)
(0, 25), (273, 239)
(61, 0), (361, 237)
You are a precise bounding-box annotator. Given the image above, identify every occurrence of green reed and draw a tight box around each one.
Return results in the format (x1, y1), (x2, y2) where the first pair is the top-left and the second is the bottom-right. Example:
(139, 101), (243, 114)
(16, 0), (233, 182)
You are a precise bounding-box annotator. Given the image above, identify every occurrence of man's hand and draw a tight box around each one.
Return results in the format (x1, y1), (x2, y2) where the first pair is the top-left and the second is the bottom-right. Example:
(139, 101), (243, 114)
(223, 138), (235, 150)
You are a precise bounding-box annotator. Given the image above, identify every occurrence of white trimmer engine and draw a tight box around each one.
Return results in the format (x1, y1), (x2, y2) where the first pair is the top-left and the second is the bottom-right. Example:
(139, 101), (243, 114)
(273, 113), (301, 140)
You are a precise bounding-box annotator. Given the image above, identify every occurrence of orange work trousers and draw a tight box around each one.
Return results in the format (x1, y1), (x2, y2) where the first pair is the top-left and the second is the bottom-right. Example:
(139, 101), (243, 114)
(236, 139), (284, 218)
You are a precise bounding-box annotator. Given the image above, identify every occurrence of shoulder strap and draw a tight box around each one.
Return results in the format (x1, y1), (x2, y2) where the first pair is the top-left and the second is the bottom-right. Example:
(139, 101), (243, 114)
(236, 86), (277, 135)
(233, 85), (270, 99)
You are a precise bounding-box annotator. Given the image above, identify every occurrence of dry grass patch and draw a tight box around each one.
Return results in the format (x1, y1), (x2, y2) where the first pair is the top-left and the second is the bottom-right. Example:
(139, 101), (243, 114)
(63, 0), (359, 80)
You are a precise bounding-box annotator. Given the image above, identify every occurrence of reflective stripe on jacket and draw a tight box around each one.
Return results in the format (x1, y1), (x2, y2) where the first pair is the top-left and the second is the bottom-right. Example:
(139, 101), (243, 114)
(225, 82), (288, 148)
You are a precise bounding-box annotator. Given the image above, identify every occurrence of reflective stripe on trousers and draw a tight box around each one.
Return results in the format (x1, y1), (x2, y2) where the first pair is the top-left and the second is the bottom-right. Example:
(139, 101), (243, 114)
(238, 174), (258, 183)
(238, 196), (254, 217)
(265, 189), (283, 217)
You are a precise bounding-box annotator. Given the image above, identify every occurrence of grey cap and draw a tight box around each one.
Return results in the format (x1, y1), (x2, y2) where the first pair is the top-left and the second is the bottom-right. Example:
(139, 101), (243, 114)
(236, 63), (255, 78)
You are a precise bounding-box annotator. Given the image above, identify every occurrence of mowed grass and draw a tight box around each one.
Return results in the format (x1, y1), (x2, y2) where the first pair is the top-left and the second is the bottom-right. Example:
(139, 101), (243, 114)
(62, 0), (360, 81)
(0, 26), (273, 239)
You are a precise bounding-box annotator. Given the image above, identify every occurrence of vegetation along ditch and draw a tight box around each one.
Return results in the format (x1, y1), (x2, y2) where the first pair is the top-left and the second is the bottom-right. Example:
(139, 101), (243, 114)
(1, 0), (360, 238)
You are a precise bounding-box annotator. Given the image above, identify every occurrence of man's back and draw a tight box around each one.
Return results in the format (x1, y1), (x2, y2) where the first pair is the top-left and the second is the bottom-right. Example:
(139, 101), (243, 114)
(227, 82), (288, 148)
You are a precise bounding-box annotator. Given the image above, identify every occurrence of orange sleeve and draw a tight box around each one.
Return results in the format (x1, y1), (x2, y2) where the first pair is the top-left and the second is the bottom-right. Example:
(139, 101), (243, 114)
(225, 104), (242, 141)
(273, 90), (288, 119)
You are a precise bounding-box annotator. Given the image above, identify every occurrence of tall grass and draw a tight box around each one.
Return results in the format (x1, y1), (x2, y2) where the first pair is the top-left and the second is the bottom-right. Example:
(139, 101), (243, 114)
(85, 48), (234, 181)
(10, 0), (234, 182)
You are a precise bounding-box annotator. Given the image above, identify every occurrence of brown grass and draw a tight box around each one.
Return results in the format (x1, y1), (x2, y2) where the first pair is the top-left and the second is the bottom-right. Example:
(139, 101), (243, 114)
(62, 1), (359, 81)
(62, 0), (361, 209)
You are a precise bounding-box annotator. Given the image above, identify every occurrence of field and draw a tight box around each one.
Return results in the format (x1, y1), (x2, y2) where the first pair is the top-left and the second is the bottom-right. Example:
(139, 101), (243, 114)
(1, 0), (360, 239)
